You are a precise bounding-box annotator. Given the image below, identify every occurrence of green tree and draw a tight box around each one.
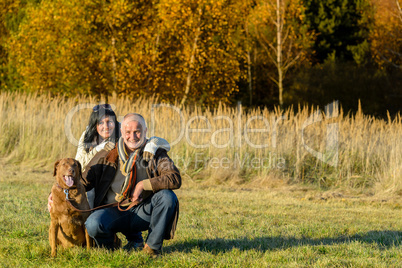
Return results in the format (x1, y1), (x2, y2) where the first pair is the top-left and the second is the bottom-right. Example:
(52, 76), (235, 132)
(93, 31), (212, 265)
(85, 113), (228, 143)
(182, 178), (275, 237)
(304, 0), (373, 64)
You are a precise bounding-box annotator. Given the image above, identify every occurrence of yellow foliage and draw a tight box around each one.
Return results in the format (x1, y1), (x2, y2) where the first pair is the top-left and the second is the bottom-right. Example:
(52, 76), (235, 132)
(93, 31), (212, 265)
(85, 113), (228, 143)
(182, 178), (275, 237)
(370, 0), (402, 68)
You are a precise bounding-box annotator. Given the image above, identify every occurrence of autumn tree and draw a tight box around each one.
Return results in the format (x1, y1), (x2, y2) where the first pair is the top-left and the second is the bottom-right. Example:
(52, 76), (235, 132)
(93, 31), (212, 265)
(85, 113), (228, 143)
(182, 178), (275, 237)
(249, 0), (312, 106)
(9, 0), (94, 95)
(8, 0), (247, 105)
(154, 0), (246, 105)
(0, 0), (28, 91)
(93, 0), (160, 99)
(8, 0), (158, 97)
(0, 0), (13, 90)
(370, 0), (402, 69)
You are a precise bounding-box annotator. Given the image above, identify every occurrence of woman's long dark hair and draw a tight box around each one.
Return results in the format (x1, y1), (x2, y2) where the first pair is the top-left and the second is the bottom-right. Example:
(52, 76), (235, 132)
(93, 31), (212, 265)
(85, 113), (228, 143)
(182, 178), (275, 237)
(83, 107), (120, 152)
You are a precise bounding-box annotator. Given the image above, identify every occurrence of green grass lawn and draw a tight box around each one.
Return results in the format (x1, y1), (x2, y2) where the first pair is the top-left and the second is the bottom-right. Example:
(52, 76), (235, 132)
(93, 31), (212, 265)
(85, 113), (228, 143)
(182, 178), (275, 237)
(0, 163), (401, 267)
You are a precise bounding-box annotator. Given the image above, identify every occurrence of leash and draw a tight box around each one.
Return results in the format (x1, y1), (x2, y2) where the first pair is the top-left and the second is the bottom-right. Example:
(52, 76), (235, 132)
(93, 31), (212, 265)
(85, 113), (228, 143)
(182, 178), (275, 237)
(61, 187), (118, 212)
(56, 168), (178, 213)
(59, 186), (138, 213)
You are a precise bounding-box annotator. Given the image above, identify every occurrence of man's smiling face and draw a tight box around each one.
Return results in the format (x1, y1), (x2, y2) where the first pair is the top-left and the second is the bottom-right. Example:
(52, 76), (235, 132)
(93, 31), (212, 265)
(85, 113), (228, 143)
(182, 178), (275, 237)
(122, 120), (145, 153)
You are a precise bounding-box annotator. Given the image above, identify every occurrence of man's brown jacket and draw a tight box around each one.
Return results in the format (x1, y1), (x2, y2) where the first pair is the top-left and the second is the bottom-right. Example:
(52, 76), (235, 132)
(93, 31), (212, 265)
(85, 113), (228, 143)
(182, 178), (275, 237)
(81, 147), (181, 240)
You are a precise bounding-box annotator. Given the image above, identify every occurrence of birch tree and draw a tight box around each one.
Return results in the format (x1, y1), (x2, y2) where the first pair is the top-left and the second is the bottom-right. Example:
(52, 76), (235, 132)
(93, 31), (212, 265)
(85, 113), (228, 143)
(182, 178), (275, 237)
(250, 0), (311, 106)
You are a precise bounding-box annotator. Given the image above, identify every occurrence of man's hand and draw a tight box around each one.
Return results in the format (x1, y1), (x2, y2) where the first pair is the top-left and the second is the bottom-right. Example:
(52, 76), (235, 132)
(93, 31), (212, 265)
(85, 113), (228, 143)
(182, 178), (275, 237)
(48, 193), (53, 212)
(131, 181), (144, 203)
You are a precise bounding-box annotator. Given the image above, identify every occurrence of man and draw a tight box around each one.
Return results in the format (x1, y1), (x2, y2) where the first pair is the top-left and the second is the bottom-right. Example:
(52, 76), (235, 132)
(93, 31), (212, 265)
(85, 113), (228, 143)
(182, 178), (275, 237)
(82, 113), (181, 257)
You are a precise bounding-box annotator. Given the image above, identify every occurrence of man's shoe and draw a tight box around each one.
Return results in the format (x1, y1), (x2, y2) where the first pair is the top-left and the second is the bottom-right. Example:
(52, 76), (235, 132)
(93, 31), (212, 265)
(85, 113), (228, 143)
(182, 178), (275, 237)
(123, 241), (145, 251)
(142, 244), (161, 258)
(113, 234), (122, 249)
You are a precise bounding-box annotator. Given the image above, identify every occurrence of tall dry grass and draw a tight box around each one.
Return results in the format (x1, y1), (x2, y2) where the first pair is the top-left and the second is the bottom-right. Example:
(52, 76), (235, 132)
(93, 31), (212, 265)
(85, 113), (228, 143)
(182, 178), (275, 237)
(0, 91), (401, 196)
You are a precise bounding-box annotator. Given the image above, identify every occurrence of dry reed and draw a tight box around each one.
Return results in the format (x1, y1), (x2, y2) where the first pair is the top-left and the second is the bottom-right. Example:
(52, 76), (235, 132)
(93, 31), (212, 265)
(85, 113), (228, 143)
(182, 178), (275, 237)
(0, 91), (400, 196)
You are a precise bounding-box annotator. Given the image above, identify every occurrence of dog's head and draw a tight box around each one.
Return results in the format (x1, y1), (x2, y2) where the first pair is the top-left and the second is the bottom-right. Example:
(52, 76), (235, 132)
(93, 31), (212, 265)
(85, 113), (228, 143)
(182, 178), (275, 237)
(53, 158), (82, 188)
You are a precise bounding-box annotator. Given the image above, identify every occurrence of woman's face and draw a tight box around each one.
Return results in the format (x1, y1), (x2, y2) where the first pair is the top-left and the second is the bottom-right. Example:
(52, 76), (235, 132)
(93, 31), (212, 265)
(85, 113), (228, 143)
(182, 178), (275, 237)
(97, 116), (115, 140)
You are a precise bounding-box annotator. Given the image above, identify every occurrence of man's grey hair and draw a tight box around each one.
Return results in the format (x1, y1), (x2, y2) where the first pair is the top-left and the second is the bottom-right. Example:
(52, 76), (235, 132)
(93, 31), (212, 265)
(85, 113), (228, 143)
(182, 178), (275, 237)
(121, 113), (147, 130)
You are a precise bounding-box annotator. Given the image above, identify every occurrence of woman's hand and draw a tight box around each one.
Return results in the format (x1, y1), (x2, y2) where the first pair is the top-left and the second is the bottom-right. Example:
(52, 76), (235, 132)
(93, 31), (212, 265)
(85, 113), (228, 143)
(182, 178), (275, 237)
(95, 141), (115, 152)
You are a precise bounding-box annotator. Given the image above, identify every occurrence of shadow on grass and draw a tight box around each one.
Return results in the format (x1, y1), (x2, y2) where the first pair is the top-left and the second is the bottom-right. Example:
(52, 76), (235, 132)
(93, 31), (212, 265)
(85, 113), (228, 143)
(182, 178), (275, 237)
(165, 231), (402, 253)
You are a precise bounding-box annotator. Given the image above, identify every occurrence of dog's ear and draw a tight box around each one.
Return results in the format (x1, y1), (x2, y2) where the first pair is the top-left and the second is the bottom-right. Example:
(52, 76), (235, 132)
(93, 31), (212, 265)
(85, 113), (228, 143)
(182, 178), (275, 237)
(53, 159), (61, 176)
(75, 160), (83, 179)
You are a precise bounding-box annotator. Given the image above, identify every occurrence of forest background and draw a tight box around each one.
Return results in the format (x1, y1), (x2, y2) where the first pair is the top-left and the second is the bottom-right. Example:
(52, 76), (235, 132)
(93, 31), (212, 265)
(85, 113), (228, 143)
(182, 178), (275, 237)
(0, 2), (401, 265)
(0, 0), (401, 117)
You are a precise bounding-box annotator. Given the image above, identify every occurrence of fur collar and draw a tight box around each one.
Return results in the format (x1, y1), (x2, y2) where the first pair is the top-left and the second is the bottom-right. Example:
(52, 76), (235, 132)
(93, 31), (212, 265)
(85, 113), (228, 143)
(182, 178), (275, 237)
(105, 147), (119, 163)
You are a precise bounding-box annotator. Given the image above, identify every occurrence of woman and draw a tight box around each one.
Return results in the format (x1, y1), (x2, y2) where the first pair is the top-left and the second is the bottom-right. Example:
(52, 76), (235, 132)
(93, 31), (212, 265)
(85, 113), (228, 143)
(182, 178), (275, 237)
(75, 104), (119, 172)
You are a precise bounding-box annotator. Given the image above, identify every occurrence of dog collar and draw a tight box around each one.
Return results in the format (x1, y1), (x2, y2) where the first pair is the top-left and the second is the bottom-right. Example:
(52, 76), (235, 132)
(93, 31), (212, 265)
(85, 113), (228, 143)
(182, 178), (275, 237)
(63, 189), (69, 200)
(56, 183), (75, 200)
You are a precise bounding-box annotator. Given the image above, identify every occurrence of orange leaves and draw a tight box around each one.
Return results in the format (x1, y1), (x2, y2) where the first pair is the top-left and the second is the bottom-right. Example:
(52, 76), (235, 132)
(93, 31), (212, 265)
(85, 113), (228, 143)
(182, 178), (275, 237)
(5, 0), (245, 104)
(370, 0), (401, 68)
(153, 0), (245, 105)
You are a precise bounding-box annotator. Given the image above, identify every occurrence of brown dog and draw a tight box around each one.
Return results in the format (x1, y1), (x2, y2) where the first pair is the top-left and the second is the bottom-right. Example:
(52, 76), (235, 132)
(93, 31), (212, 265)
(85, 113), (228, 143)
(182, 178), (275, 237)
(49, 158), (91, 257)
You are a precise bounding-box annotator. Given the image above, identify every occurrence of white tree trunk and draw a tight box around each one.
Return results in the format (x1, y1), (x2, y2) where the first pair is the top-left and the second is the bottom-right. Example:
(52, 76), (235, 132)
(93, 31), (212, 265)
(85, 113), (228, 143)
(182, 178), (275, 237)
(181, 8), (202, 107)
(277, 0), (284, 107)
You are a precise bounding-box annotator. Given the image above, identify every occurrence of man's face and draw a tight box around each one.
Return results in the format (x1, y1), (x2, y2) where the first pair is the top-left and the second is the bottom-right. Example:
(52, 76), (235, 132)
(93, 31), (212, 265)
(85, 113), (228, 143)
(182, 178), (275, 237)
(122, 120), (146, 152)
